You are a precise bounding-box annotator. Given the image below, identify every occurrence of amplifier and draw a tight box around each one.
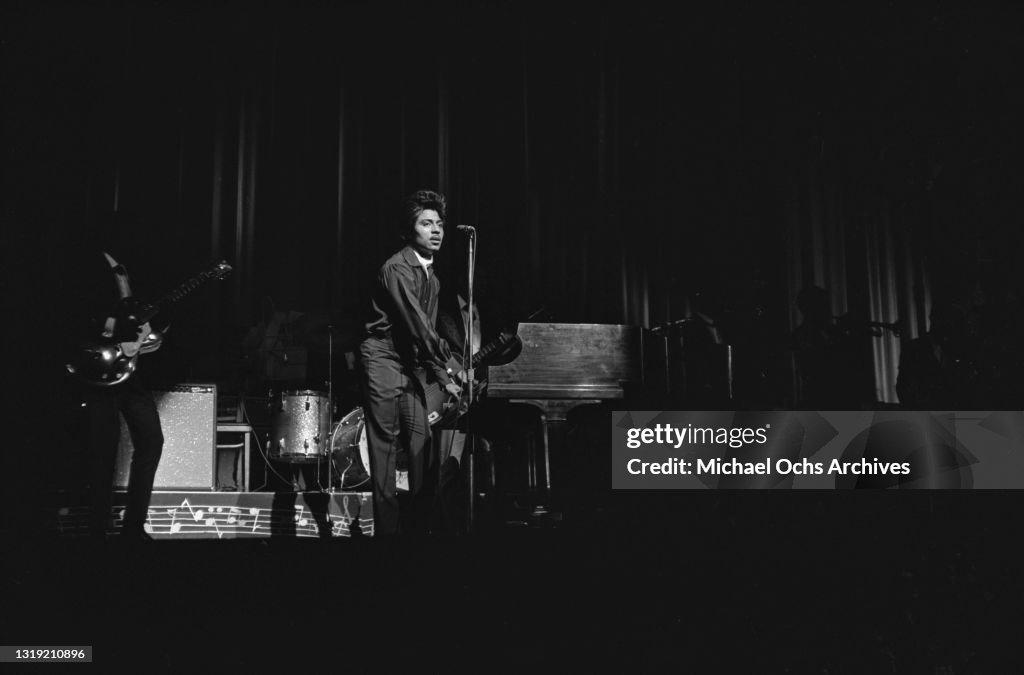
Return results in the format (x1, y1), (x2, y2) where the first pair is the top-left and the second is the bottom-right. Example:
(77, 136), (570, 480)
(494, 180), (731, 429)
(115, 383), (217, 490)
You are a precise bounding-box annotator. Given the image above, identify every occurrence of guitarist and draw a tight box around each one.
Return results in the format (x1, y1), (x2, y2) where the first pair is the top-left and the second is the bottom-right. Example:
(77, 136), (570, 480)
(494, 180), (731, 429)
(64, 218), (165, 543)
(359, 190), (461, 536)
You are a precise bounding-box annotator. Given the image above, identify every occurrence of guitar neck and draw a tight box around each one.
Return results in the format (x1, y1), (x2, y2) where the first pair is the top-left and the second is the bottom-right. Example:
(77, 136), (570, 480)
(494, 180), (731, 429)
(134, 262), (232, 323)
(472, 332), (514, 367)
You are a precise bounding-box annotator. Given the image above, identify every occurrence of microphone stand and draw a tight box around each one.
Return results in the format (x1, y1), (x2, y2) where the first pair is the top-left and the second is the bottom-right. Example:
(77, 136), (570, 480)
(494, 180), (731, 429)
(326, 324), (335, 493)
(464, 229), (477, 534)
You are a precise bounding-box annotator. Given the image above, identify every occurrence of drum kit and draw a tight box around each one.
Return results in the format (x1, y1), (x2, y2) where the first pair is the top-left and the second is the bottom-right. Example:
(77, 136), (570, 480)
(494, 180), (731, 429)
(267, 389), (370, 490)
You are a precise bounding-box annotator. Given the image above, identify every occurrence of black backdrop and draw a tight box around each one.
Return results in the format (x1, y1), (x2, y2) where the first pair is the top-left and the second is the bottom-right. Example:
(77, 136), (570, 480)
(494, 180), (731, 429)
(6, 0), (1024, 409)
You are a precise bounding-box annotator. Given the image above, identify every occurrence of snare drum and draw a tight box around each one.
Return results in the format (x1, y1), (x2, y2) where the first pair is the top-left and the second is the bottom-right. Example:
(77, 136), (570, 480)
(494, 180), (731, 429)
(269, 390), (332, 463)
(329, 407), (371, 489)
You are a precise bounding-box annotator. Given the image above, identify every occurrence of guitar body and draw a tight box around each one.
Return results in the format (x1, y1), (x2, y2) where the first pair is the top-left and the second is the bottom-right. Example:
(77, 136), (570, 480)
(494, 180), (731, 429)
(419, 358), (466, 427)
(66, 330), (163, 387)
(66, 342), (140, 387)
(418, 331), (522, 427)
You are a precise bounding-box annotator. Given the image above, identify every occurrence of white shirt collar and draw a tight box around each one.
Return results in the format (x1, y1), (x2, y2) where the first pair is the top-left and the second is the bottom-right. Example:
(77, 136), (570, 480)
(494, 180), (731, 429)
(412, 249), (433, 275)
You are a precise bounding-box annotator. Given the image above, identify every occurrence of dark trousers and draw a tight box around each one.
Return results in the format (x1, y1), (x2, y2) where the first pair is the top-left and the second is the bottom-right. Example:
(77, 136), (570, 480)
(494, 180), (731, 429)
(79, 377), (164, 536)
(360, 336), (431, 535)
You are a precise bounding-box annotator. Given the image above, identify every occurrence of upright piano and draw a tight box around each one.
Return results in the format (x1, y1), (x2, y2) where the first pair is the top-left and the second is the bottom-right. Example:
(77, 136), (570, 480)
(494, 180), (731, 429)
(486, 322), (645, 514)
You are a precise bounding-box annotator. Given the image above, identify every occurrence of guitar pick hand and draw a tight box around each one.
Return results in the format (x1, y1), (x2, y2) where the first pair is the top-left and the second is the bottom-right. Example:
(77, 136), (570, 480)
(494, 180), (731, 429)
(120, 322), (152, 358)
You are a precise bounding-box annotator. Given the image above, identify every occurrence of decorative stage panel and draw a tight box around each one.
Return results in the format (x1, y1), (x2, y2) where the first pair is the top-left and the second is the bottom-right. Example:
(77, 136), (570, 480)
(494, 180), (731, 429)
(52, 491), (374, 538)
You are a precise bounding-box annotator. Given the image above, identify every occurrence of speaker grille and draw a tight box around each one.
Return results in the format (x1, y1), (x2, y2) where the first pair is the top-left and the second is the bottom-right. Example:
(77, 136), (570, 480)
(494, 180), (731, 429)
(115, 384), (217, 490)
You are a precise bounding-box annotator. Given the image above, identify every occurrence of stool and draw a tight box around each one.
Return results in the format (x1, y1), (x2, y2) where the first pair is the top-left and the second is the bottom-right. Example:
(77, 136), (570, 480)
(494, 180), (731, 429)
(216, 423), (253, 491)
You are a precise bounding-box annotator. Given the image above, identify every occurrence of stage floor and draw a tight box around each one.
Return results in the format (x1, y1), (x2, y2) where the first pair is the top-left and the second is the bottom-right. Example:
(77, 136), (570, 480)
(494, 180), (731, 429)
(6, 490), (1023, 670)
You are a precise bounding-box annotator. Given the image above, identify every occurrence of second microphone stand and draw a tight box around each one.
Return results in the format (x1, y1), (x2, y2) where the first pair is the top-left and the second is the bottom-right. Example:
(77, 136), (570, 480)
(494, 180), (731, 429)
(463, 228), (477, 533)
(324, 324), (335, 493)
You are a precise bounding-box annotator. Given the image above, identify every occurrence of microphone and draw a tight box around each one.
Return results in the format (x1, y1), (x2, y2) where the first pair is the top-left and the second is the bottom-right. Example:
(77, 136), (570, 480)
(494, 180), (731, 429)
(456, 224), (476, 234)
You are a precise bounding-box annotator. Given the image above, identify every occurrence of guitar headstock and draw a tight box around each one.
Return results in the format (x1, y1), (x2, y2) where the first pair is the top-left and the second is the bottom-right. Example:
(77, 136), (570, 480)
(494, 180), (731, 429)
(158, 261), (235, 308)
(209, 261), (233, 280)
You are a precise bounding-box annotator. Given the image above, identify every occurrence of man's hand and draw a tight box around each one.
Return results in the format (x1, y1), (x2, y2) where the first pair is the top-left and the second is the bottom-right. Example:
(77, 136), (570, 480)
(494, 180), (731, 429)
(119, 322), (152, 358)
(444, 382), (462, 397)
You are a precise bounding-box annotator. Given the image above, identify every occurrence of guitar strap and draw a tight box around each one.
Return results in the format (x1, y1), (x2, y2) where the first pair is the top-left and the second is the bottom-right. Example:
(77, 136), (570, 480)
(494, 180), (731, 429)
(102, 252), (133, 298)
(101, 251), (133, 337)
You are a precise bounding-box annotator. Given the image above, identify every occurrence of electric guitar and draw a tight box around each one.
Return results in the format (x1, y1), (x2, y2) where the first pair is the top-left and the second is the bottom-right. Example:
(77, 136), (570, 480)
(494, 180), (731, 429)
(421, 330), (522, 426)
(66, 261), (233, 386)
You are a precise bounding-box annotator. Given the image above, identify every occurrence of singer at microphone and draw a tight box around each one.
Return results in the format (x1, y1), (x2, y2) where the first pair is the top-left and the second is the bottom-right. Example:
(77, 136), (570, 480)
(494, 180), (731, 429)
(359, 189), (461, 537)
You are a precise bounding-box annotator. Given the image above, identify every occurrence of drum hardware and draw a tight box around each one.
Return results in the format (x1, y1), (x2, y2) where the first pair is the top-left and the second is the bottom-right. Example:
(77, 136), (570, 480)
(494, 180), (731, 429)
(261, 323), (339, 493)
(263, 397), (415, 492)
(268, 390), (332, 464)
(328, 406), (371, 490)
(326, 324), (335, 492)
(325, 406), (410, 491)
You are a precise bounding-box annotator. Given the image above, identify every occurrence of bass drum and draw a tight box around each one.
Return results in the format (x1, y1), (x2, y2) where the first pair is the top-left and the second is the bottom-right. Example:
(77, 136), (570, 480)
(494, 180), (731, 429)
(329, 407), (371, 489)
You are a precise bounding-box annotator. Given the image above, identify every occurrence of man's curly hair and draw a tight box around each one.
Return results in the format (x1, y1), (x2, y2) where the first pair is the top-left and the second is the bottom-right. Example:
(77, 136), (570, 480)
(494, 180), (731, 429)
(402, 189), (447, 236)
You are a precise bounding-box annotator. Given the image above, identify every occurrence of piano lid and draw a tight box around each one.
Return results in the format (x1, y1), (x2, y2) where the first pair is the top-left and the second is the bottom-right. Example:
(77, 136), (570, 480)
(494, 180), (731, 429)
(487, 322), (643, 399)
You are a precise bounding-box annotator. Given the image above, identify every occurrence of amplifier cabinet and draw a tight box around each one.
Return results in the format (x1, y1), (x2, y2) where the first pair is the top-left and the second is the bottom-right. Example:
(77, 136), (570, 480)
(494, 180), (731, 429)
(115, 383), (217, 490)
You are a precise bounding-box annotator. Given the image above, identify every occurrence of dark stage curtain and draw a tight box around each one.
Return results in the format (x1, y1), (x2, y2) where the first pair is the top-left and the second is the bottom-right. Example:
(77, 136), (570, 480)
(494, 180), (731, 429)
(5, 2), (1024, 411)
